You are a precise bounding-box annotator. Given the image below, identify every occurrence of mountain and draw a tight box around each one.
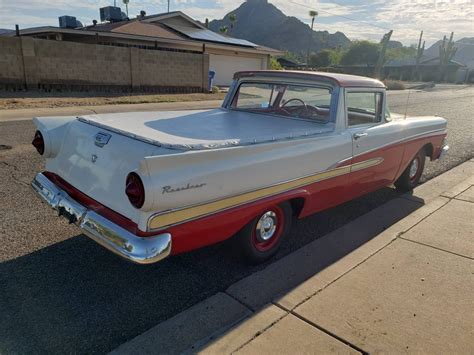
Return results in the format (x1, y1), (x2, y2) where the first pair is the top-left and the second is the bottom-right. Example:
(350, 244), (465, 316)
(424, 37), (474, 66)
(209, 0), (350, 57)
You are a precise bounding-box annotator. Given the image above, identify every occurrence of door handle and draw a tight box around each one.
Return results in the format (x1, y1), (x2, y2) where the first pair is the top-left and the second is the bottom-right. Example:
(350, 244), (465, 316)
(353, 133), (368, 140)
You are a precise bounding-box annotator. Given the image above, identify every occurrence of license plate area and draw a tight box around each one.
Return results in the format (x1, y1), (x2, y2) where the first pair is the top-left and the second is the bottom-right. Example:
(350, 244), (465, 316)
(56, 193), (87, 225)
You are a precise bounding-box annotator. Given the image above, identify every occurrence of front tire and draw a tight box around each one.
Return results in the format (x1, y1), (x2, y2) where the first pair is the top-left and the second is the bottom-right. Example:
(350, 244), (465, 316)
(395, 149), (425, 191)
(235, 202), (292, 264)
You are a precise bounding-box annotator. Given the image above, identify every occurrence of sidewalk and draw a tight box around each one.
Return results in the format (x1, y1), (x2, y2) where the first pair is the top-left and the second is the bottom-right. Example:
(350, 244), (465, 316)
(111, 160), (473, 354)
(0, 100), (223, 122)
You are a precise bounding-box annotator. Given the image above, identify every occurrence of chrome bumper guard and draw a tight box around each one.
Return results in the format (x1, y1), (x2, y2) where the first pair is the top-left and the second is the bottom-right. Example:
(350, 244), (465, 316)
(438, 145), (449, 160)
(31, 173), (172, 264)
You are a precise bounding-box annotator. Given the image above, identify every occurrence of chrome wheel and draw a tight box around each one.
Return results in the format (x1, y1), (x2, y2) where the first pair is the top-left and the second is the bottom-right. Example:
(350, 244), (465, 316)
(237, 202), (292, 263)
(255, 211), (277, 242)
(409, 157), (419, 180)
(251, 206), (285, 253)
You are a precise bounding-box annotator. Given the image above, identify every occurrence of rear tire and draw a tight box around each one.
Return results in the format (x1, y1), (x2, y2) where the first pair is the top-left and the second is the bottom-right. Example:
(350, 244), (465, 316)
(395, 149), (425, 191)
(235, 202), (292, 264)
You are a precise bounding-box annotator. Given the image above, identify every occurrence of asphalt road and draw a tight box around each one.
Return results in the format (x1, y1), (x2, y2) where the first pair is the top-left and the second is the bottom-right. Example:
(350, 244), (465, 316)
(0, 86), (473, 354)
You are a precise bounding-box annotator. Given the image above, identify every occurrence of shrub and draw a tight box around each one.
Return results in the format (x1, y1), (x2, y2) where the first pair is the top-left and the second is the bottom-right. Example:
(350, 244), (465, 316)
(384, 80), (406, 90)
(269, 57), (283, 70)
(211, 86), (220, 93)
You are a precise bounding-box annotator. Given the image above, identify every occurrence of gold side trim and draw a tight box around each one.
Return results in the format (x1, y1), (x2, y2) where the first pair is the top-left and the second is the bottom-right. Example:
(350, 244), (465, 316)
(148, 157), (383, 231)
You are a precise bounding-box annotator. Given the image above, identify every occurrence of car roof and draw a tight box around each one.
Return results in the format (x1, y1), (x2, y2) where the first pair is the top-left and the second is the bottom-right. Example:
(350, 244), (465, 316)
(233, 70), (386, 88)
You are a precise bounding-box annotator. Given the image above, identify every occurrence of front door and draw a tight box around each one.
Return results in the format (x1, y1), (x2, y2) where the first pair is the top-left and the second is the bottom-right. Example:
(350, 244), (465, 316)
(346, 90), (404, 194)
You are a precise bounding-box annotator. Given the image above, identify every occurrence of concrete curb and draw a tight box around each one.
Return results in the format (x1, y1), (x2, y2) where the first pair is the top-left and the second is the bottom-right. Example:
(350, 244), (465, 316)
(109, 160), (473, 354)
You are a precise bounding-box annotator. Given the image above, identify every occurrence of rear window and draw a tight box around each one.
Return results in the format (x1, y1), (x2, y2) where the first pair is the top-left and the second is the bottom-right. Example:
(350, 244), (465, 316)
(230, 82), (333, 123)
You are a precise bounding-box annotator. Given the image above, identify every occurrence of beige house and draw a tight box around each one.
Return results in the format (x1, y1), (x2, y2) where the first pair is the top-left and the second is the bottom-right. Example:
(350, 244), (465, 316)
(13, 11), (281, 86)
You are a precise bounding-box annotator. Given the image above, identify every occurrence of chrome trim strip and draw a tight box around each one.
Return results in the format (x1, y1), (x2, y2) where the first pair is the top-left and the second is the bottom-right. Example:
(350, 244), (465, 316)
(147, 157), (383, 231)
(31, 173), (172, 264)
(351, 129), (446, 160)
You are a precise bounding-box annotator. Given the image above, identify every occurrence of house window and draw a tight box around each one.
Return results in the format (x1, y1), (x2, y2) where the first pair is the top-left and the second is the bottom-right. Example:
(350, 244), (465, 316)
(347, 92), (383, 126)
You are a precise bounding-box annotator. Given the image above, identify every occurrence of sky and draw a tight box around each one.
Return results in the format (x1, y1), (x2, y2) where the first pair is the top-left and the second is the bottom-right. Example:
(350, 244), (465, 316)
(0, 0), (472, 46)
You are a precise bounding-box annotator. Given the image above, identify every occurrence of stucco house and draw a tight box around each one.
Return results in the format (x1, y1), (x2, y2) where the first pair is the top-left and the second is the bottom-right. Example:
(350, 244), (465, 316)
(9, 11), (281, 86)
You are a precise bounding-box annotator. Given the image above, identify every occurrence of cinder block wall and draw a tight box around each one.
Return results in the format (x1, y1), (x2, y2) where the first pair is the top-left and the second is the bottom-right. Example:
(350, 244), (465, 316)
(0, 37), (24, 86)
(0, 36), (209, 92)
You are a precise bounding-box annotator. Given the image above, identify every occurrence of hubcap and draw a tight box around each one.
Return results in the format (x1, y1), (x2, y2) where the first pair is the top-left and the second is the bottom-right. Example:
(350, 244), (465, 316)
(409, 158), (419, 179)
(255, 211), (277, 242)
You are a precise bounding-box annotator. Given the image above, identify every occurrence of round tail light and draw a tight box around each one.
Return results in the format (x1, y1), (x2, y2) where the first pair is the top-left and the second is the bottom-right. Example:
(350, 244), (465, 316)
(126, 172), (145, 209)
(32, 130), (45, 155)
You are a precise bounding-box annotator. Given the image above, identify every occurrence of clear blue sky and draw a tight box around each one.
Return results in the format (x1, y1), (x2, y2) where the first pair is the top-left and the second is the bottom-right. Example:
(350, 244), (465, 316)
(1, 0), (472, 46)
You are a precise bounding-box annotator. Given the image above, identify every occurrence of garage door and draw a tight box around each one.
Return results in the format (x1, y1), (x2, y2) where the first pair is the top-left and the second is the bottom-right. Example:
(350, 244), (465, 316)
(209, 54), (264, 86)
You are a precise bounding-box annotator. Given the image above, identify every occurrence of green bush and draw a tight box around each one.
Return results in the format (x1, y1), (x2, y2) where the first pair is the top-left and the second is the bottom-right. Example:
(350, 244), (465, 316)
(211, 86), (220, 93)
(269, 57), (283, 70)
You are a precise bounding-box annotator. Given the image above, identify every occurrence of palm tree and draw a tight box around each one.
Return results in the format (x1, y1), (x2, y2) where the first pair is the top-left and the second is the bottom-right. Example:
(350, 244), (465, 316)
(307, 10), (318, 68)
(229, 13), (237, 33)
(122, 0), (129, 17)
(219, 26), (228, 34)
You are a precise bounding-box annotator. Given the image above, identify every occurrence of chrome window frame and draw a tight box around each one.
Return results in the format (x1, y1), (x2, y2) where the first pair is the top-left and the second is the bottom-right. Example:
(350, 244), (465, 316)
(223, 78), (338, 125)
(343, 87), (388, 129)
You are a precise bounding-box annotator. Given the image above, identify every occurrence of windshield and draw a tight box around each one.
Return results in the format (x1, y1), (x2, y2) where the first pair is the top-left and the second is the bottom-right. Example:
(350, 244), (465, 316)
(229, 82), (333, 123)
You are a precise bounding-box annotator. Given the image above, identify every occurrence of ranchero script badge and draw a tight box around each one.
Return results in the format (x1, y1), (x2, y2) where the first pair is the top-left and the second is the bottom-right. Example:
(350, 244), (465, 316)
(162, 183), (206, 194)
(94, 132), (111, 147)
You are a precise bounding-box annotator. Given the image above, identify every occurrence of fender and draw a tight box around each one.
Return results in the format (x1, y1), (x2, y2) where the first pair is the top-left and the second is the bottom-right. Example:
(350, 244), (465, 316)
(167, 187), (311, 254)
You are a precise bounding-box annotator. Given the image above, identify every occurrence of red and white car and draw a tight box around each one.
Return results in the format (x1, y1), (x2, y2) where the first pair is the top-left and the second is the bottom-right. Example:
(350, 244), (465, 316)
(31, 71), (449, 264)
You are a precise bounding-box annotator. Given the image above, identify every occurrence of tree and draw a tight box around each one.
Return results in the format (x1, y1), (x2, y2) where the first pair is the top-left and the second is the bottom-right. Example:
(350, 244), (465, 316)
(415, 31), (425, 81)
(122, 0), (129, 17)
(439, 32), (457, 81)
(374, 30), (393, 78)
(309, 48), (343, 68)
(385, 46), (417, 62)
(306, 10), (318, 67)
(269, 57), (283, 70)
(340, 41), (380, 66)
(219, 26), (228, 34)
(229, 13), (237, 33)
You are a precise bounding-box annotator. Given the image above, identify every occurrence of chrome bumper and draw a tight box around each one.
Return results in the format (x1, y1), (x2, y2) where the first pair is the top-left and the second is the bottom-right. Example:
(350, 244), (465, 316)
(438, 145), (449, 160)
(31, 173), (172, 264)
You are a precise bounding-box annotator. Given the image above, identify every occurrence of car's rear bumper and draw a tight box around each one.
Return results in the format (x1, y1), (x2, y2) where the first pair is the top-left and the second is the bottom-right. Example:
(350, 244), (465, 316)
(31, 173), (172, 264)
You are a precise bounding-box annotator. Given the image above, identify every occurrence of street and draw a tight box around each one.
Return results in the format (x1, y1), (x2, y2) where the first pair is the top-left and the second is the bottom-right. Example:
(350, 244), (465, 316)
(0, 86), (473, 354)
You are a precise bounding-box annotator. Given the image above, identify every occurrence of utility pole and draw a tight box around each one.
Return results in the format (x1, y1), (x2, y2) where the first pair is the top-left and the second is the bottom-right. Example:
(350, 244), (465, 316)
(374, 30), (393, 78)
(168, 0), (170, 13)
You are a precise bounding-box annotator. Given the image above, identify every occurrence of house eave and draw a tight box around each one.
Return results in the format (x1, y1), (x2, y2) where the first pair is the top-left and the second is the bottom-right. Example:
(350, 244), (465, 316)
(10, 27), (281, 56)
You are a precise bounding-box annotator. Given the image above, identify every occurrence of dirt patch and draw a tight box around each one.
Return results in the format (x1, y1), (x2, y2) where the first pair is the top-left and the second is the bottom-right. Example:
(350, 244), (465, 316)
(0, 92), (227, 110)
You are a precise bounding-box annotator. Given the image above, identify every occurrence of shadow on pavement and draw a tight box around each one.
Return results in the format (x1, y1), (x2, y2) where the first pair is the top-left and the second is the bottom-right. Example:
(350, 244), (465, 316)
(0, 187), (421, 354)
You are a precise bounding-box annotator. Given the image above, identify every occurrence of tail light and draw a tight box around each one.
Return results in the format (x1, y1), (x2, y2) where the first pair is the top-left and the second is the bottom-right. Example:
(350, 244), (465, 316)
(32, 130), (45, 155)
(126, 172), (145, 209)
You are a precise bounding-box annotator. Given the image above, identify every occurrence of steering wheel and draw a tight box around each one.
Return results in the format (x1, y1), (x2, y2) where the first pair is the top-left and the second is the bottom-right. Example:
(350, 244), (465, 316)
(280, 98), (307, 116)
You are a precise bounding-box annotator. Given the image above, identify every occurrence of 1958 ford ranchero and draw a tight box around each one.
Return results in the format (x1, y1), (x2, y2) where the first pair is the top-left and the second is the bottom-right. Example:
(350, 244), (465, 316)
(31, 71), (449, 264)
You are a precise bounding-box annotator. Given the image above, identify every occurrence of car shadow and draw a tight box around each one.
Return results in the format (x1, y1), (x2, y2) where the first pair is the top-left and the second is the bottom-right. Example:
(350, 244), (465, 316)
(0, 187), (423, 354)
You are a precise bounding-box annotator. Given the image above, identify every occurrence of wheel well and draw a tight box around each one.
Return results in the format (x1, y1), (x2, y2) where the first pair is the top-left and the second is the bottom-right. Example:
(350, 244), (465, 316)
(422, 143), (434, 160)
(289, 197), (305, 217)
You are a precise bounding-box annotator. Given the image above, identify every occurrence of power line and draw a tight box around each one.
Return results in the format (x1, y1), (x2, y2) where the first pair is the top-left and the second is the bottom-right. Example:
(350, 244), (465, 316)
(288, 0), (393, 32)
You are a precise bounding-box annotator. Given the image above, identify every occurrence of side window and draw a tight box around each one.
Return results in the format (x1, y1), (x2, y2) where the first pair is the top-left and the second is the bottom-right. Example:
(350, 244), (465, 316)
(347, 92), (383, 126)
